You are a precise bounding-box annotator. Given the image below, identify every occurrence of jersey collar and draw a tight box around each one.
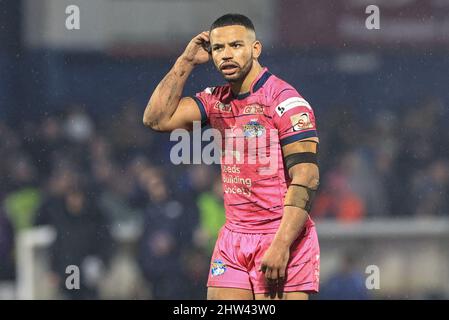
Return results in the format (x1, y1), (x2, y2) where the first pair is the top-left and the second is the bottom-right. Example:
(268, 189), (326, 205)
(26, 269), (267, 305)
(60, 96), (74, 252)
(234, 67), (272, 100)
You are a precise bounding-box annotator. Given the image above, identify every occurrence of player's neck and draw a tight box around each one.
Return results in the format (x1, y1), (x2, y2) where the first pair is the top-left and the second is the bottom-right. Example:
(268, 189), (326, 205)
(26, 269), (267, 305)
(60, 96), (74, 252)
(230, 61), (263, 96)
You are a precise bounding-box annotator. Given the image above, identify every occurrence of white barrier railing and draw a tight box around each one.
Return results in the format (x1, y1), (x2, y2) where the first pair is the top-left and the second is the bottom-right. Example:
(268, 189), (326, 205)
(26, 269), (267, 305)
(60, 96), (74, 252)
(316, 218), (449, 298)
(14, 218), (449, 299)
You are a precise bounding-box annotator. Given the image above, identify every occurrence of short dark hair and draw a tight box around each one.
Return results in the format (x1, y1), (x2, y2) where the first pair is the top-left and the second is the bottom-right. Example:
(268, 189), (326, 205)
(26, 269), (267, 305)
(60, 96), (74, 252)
(210, 14), (255, 33)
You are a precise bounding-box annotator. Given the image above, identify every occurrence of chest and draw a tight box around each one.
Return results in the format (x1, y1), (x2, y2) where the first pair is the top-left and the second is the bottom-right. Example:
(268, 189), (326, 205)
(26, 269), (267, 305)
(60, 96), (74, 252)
(209, 95), (274, 137)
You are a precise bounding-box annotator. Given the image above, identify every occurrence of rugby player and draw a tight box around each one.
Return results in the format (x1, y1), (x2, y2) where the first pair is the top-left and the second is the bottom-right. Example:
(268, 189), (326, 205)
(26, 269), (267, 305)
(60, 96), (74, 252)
(143, 13), (320, 300)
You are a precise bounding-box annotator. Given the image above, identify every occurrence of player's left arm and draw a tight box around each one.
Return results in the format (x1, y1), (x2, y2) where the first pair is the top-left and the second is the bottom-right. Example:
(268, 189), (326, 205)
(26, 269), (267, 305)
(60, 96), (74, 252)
(260, 138), (320, 282)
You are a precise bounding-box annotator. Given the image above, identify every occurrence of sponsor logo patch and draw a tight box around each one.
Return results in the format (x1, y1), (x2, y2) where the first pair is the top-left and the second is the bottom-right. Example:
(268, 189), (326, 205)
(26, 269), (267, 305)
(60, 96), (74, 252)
(290, 112), (314, 131)
(275, 97), (312, 117)
(243, 104), (265, 115)
(214, 101), (232, 113)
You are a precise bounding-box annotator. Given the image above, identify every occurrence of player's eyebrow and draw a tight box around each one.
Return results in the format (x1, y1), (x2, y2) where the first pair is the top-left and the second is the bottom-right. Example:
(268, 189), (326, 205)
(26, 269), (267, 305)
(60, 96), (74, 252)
(228, 40), (244, 45)
(212, 40), (244, 48)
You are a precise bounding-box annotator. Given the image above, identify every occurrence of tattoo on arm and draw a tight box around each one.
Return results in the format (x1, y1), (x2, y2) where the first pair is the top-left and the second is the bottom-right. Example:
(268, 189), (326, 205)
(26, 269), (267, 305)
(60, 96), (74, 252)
(145, 58), (193, 129)
(157, 73), (181, 115)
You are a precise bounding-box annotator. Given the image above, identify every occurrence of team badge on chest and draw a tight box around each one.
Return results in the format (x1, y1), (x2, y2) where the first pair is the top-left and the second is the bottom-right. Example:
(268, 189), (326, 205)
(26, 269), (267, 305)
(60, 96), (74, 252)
(243, 119), (266, 138)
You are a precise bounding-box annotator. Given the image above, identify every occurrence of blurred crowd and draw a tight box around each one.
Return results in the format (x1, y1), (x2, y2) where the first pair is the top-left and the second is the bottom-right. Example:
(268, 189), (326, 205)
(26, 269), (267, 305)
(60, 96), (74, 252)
(0, 102), (224, 299)
(313, 96), (449, 221)
(0, 96), (448, 299)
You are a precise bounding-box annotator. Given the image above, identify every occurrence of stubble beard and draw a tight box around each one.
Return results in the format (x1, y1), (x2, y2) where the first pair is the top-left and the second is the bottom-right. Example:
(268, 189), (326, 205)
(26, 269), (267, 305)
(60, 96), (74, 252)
(219, 57), (253, 84)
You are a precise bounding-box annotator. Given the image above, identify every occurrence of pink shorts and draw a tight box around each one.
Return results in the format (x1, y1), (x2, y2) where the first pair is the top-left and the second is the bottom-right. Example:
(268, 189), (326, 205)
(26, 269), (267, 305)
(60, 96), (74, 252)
(207, 223), (320, 294)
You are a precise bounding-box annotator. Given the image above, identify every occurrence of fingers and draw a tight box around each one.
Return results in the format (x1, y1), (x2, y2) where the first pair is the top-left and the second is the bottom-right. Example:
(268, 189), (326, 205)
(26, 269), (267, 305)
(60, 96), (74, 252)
(260, 263), (272, 281)
(195, 31), (210, 43)
(278, 268), (286, 282)
(269, 269), (278, 282)
(261, 265), (279, 281)
(192, 33), (211, 55)
(261, 266), (285, 299)
(260, 264), (286, 285)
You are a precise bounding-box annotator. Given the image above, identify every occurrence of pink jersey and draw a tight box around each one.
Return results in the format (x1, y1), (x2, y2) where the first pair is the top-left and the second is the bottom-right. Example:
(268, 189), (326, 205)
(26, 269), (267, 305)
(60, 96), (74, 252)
(193, 67), (318, 233)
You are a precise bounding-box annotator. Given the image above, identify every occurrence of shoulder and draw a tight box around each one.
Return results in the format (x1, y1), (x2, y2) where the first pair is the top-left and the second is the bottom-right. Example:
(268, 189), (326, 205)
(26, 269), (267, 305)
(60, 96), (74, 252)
(264, 74), (311, 115)
(265, 73), (302, 103)
(193, 84), (230, 120)
(262, 74), (317, 132)
(196, 84), (229, 100)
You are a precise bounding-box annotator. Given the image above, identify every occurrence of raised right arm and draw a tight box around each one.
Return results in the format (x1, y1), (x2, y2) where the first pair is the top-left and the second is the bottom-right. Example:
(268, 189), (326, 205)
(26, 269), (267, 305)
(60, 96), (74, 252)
(143, 31), (210, 132)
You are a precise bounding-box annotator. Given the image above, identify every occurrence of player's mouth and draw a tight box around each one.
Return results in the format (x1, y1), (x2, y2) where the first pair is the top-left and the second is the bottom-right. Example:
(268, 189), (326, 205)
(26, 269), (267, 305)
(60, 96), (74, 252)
(220, 62), (239, 75)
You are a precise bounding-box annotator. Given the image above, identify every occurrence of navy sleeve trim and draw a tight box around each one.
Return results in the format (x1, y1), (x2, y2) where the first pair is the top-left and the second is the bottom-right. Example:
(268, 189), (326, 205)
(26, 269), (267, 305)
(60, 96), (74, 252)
(192, 96), (208, 125)
(280, 130), (318, 147)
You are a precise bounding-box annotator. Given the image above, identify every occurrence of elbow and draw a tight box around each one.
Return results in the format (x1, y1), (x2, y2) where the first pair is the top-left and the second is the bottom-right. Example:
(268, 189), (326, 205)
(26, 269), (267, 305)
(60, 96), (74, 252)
(143, 106), (161, 131)
(142, 115), (153, 129)
(143, 117), (169, 132)
(143, 117), (163, 132)
(142, 115), (154, 129)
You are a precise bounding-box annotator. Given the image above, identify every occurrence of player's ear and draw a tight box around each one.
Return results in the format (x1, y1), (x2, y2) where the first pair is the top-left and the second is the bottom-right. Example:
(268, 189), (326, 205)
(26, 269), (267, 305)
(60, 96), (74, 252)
(253, 40), (262, 59)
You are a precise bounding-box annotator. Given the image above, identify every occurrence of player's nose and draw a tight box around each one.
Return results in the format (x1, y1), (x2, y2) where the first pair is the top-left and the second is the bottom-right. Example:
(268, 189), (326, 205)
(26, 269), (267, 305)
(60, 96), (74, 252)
(222, 45), (233, 59)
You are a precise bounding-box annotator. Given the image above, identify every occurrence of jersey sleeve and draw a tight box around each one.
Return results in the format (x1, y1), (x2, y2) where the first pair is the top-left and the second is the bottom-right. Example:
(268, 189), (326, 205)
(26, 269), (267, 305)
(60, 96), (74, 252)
(191, 87), (216, 126)
(272, 88), (318, 147)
